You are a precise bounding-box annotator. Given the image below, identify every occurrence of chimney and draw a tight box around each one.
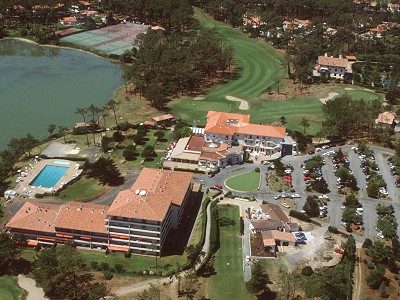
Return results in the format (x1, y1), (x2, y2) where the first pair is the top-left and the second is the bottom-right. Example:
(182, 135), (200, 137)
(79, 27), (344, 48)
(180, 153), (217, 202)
(339, 54), (343, 59)
(324, 53), (328, 57)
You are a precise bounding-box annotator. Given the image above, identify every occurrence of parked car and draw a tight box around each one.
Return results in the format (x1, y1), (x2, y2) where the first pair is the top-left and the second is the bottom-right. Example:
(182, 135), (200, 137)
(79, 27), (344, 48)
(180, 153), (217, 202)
(291, 194), (301, 198)
(335, 249), (344, 254)
(377, 232), (385, 239)
(282, 202), (290, 208)
(214, 184), (222, 189)
(324, 235), (334, 240)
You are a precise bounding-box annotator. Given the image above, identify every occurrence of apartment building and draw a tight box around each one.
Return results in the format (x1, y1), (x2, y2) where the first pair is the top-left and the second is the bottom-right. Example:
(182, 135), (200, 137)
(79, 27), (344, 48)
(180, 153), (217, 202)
(6, 168), (193, 256)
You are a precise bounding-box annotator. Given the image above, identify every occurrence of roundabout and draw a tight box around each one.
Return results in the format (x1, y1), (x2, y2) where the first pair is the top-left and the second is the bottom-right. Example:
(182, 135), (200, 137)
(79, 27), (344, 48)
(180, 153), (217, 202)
(224, 170), (261, 192)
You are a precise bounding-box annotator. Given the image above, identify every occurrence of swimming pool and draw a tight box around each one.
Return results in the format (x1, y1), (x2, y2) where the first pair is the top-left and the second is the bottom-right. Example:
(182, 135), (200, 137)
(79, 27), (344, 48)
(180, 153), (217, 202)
(53, 160), (70, 165)
(29, 165), (69, 188)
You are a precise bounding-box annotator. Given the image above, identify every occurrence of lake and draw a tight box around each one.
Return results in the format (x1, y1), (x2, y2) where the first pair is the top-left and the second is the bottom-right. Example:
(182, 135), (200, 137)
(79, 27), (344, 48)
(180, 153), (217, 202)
(0, 39), (122, 150)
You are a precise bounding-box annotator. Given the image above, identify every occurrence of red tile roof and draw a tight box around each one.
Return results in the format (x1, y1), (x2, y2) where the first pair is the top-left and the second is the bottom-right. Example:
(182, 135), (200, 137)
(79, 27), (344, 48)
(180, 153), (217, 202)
(318, 56), (348, 68)
(205, 111), (285, 138)
(262, 230), (296, 243)
(55, 202), (108, 233)
(152, 114), (174, 122)
(6, 202), (60, 233)
(107, 168), (192, 221)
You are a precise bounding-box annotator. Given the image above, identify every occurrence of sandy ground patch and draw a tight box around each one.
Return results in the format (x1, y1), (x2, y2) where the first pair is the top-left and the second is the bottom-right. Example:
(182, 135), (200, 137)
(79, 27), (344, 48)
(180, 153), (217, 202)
(283, 227), (344, 269)
(17, 275), (48, 300)
(226, 96), (249, 110)
(193, 96), (204, 101)
(319, 92), (339, 104)
(345, 88), (354, 90)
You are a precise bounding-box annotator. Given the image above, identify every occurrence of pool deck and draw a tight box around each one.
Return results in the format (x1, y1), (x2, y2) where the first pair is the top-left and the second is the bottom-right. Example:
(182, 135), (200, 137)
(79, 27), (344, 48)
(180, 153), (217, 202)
(13, 159), (82, 197)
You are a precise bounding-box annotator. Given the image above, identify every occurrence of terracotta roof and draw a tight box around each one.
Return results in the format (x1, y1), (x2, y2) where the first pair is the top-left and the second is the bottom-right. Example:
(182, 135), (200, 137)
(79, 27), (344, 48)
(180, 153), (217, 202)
(260, 204), (289, 223)
(262, 230), (296, 243)
(6, 202), (59, 233)
(318, 56), (348, 68)
(107, 168), (192, 221)
(205, 111), (285, 138)
(237, 124), (286, 139)
(346, 55), (357, 61)
(55, 202), (108, 233)
(187, 134), (205, 152)
(152, 114), (174, 122)
(205, 111), (250, 135)
(375, 111), (396, 124)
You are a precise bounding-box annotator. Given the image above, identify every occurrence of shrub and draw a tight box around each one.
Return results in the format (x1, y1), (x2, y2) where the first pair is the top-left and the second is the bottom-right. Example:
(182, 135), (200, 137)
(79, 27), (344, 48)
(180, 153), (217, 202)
(117, 121), (131, 131)
(289, 210), (311, 222)
(255, 167), (260, 172)
(367, 262), (375, 269)
(301, 266), (314, 276)
(124, 250), (131, 258)
(363, 238), (373, 248)
(90, 261), (99, 270)
(328, 226), (339, 234)
(115, 264), (124, 273)
(105, 248), (110, 255)
(104, 271), (113, 280)
(100, 262), (109, 271)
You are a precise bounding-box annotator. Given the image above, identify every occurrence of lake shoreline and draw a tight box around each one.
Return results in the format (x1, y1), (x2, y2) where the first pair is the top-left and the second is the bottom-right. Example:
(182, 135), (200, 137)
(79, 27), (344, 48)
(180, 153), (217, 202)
(4, 37), (122, 65)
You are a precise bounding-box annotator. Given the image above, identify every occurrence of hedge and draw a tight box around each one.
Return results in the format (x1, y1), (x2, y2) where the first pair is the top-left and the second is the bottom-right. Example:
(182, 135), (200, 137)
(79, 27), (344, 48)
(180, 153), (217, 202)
(289, 210), (311, 222)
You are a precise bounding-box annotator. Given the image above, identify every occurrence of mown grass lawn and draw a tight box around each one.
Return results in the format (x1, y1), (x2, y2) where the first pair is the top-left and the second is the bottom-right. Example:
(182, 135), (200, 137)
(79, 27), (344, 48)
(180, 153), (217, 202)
(0, 276), (25, 300)
(225, 171), (260, 192)
(48, 177), (111, 201)
(331, 87), (383, 102)
(208, 205), (251, 300)
(79, 249), (187, 276)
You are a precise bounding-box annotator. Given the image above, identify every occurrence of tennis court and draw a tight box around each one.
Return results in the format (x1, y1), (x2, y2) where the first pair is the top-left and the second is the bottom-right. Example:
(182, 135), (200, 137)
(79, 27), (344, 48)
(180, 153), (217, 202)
(60, 23), (149, 56)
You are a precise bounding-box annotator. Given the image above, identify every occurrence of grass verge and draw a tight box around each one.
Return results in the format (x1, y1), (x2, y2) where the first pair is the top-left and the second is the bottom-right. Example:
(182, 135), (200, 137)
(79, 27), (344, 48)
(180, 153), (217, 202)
(208, 204), (251, 300)
(0, 275), (25, 300)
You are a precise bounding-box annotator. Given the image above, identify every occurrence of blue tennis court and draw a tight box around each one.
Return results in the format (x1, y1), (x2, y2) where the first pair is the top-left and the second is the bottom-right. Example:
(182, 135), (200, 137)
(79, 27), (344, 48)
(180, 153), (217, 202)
(29, 165), (69, 188)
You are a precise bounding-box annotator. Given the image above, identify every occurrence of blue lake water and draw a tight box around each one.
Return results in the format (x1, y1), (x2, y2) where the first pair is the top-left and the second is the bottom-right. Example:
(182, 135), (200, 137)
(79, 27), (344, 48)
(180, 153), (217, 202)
(0, 39), (122, 150)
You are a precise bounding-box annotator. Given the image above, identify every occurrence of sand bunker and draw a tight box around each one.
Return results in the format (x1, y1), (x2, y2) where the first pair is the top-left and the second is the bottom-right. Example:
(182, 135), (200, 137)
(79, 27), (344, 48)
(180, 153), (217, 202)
(319, 92), (339, 103)
(345, 88), (354, 90)
(193, 96), (204, 100)
(226, 96), (249, 110)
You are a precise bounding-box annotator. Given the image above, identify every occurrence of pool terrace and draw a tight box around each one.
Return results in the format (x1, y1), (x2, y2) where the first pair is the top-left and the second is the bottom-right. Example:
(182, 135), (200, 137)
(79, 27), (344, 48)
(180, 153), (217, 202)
(13, 159), (82, 197)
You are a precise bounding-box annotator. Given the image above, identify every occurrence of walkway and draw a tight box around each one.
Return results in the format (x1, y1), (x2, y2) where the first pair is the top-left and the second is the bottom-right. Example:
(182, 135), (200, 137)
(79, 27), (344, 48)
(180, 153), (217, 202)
(17, 275), (48, 300)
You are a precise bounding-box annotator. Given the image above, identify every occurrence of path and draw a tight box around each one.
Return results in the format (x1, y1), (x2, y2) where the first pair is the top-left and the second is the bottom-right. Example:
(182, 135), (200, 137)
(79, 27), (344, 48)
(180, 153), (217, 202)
(353, 248), (363, 300)
(17, 275), (48, 300)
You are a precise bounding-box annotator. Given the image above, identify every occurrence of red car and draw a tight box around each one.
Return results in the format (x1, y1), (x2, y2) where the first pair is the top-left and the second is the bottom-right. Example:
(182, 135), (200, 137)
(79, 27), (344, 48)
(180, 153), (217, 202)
(352, 225), (360, 230)
(214, 184), (222, 189)
(303, 177), (311, 181)
(335, 249), (344, 254)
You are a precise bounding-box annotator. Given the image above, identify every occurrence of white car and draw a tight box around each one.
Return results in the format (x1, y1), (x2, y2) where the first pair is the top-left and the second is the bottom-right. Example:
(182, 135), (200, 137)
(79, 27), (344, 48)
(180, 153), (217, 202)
(322, 145), (330, 150)
(356, 207), (363, 212)
(377, 232), (385, 239)
(291, 194), (301, 198)
(315, 147), (322, 152)
(303, 170), (310, 175)
(341, 221), (347, 227)
(245, 255), (250, 262)
(282, 202), (290, 208)
(293, 151), (297, 156)
(341, 205), (346, 210)
(318, 195), (329, 199)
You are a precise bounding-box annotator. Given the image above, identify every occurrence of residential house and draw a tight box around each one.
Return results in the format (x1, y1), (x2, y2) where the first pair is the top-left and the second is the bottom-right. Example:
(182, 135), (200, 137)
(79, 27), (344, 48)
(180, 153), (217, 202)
(6, 168), (194, 256)
(204, 111), (286, 158)
(261, 230), (296, 252)
(388, 3), (400, 13)
(375, 111), (397, 127)
(60, 16), (79, 26)
(314, 54), (349, 79)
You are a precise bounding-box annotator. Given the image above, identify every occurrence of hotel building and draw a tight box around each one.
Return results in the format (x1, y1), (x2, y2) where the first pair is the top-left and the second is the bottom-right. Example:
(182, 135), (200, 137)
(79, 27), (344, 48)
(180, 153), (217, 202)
(6, 168), (193, 256)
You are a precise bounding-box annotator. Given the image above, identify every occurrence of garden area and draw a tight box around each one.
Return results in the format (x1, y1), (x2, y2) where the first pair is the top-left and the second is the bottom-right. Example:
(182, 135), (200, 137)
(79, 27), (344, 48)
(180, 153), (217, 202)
(225, 170), (260, 192)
